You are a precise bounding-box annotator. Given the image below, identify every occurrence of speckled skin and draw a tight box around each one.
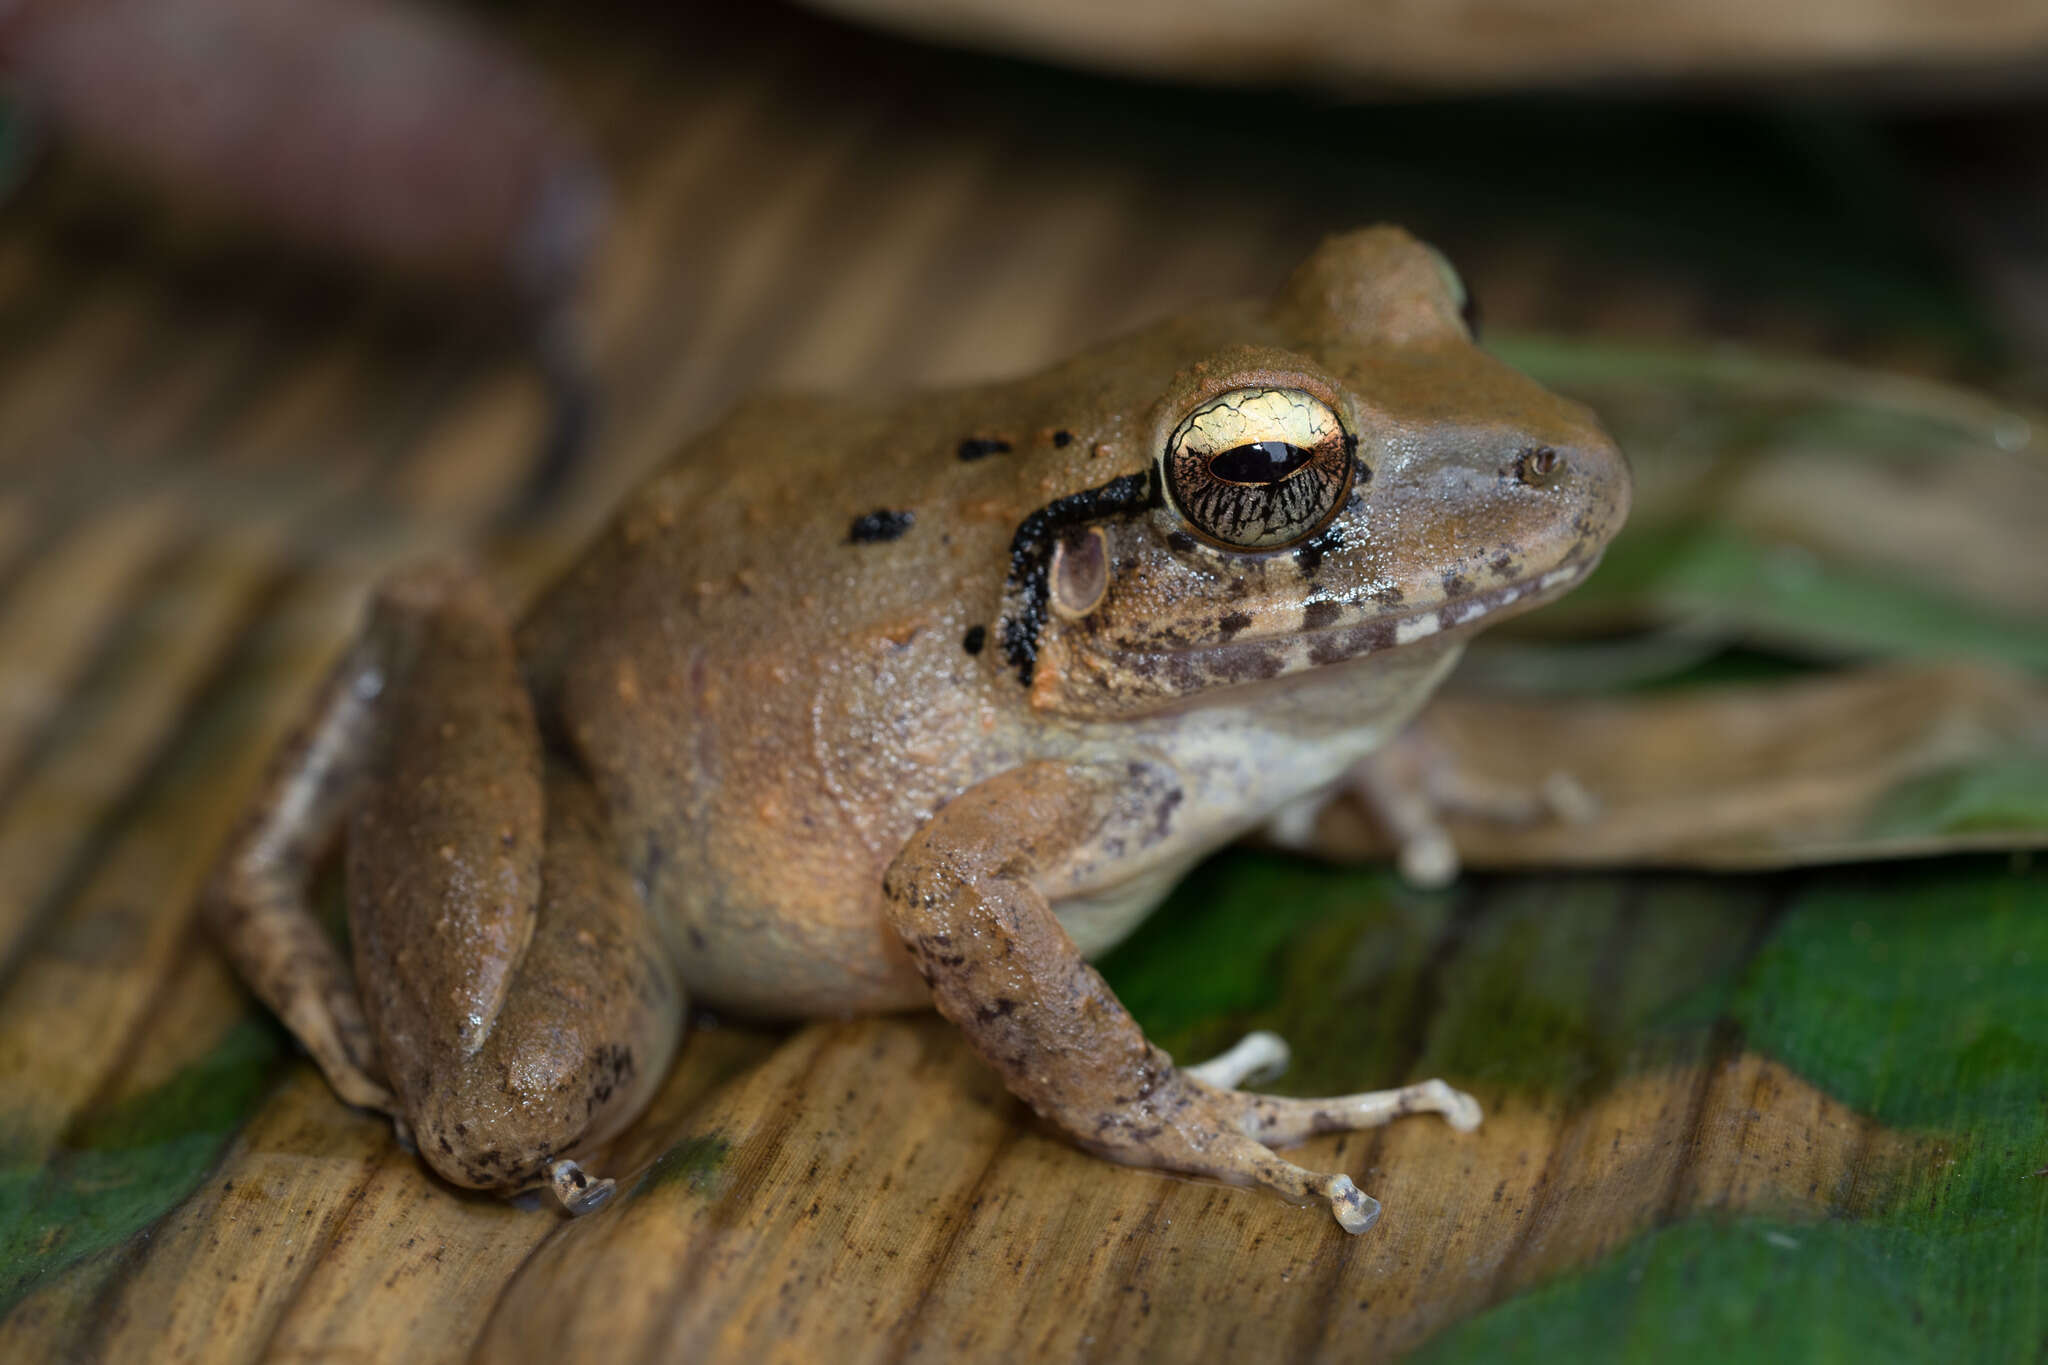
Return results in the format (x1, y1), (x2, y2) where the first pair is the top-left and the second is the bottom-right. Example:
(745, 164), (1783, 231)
(205, 227), (1629, 1230)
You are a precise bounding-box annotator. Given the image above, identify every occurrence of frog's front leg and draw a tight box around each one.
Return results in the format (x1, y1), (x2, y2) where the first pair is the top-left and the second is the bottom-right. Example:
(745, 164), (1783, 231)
(882, 762), (1478, 1235)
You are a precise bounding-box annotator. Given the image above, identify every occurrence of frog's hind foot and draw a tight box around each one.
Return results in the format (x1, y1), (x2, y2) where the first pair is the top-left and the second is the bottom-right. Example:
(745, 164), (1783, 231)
(546, 1158), (616, 1216)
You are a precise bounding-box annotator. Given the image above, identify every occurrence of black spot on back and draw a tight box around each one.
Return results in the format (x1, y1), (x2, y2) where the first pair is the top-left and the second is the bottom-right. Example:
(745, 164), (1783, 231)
(957, 437), (1012, 462)
(1216, 610), (1252, 641)
(849, 509), (915, 543)
(962, 624), (987, 655)
(1052, 430), (1073, 448)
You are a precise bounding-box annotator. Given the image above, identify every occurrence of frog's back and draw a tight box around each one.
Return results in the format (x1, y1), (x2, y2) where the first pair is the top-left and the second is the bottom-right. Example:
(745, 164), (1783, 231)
(513, 369), (1169, 1017)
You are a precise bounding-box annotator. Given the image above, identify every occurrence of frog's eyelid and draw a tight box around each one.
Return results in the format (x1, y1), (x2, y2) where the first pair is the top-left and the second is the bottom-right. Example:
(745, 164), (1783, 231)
(1171, 388), (1341, 458)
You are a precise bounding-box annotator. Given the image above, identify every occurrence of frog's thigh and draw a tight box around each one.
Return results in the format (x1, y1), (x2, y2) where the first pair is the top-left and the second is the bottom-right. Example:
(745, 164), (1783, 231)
(373, 768), (683, 1209)
(883, 761), (1476, 1235)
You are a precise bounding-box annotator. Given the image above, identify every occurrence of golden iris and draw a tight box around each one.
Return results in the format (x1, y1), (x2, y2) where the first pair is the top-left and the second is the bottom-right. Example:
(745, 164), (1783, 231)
(1163, 388), (1352, 549)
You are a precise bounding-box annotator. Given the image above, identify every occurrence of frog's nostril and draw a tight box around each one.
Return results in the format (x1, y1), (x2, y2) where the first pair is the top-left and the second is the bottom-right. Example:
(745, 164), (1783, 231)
(1513, 446), (1563, 486)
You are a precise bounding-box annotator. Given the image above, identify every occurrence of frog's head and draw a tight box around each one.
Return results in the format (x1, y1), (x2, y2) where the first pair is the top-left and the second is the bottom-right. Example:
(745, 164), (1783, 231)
(1011, 225), (1631, 720)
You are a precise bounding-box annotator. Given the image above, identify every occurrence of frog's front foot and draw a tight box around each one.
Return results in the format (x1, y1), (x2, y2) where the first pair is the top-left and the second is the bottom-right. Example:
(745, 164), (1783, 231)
(1179, 1033), (1482, 1233)
(888, 761), (1493, 1236)
(1346, 728), (1597, 888)
(1162, 1071), (1483, 1234)
(1187, 1031), (1482, 1134)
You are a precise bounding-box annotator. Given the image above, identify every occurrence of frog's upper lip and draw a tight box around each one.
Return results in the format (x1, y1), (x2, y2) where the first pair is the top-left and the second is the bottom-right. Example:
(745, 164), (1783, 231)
(1343, 553), (1601, 653)
(1160, 552), (1602, 659)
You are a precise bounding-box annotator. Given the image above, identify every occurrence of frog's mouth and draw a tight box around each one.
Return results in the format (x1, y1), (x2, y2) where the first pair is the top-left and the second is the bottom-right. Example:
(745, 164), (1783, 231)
(1113, 552), (1603, 692)
(1344, 553), (1601, 654)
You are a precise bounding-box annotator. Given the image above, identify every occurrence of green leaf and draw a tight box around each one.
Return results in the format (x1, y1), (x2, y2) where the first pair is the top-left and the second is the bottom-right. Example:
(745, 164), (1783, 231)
(0, 1020), (284, 1316)
(1564, 528), (2048, 674)
(1413, 860), (2048, 1363)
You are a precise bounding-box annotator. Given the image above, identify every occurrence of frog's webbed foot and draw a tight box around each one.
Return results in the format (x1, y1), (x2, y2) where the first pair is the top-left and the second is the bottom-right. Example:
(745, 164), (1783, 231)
(885, 762), (1480, 1236)
(1338, 726), (1596, 887)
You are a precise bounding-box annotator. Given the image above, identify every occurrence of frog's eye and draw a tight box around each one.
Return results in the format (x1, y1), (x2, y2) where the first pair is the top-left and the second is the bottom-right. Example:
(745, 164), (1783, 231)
(1162, 387), (1353, 550)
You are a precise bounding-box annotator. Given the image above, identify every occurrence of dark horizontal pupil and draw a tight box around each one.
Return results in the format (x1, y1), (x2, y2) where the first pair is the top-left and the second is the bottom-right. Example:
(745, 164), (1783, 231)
(1209, 440), (1312, 486)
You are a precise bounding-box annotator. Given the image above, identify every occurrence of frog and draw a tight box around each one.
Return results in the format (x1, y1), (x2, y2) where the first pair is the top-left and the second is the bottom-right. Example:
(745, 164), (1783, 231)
(204, 225), (1630, 1234)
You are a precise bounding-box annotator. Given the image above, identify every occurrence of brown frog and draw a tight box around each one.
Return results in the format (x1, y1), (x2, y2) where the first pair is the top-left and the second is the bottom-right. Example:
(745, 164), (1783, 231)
(205, 226), (1629, 1233)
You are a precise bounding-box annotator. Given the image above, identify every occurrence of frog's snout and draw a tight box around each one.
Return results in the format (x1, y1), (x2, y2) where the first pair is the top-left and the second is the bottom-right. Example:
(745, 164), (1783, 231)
(1535, 417), (1632, 554)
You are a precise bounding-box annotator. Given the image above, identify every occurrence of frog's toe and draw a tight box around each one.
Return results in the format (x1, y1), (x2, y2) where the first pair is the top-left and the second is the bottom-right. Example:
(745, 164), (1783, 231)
(1236, 1075), (1484, 1144)
(1429, 1080), (1485, 1133)
(1185, 1030), (1291, 1089)
(546, 1158), (616, 1216)
(1165, 1123), (1389, 1236)
(1325, 1176), (1382, 1235)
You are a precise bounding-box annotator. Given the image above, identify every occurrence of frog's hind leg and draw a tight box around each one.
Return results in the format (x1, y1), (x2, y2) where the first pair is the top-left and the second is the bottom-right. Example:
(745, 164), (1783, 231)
(365, 763), (684, 1214)
(203, 630), (396, 1112)
(884, 760), (1481, 1237)
(340, 564), (682, 1211)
